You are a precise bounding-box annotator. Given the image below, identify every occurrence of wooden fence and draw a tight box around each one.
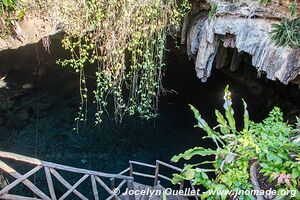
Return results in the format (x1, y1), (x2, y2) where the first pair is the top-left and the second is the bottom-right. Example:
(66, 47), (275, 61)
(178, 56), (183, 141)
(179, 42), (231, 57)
(126, 160), (199, 200)
(0, 151), (200, 200)
(0, 151), (134, 200)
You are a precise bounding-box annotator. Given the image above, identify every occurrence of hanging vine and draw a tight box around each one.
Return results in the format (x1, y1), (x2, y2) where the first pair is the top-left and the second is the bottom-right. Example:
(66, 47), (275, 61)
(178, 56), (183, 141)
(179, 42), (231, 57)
(55, 0), (191, 128)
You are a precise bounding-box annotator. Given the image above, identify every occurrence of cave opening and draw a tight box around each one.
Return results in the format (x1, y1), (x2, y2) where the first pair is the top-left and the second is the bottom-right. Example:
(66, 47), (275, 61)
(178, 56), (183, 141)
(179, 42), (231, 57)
(0, 34), (299, 197)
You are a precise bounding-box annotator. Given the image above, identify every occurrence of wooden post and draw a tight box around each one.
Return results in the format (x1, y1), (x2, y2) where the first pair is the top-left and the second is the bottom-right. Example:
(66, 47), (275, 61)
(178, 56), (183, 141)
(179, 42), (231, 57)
(110, 178), (116, 200)
(110, 178), (115, 190)
(44, 167), (57, 200)
(91, 175), (99, 200)
(127, 180), (135, 200)
(190, 180), (199, 200)
(129, 163), (133, 177)
(153, 161), (159, 186)
(179, 181), (184, 190)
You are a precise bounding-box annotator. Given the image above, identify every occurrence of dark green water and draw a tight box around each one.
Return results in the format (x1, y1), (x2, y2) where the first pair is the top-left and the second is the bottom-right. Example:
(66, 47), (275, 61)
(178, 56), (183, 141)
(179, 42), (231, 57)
(1, 40), (298, 199)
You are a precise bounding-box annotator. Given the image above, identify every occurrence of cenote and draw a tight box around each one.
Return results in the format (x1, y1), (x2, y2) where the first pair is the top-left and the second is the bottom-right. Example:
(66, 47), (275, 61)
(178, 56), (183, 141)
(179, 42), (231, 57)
(1, 1), (300, 199)
(0, 32), (299, 199)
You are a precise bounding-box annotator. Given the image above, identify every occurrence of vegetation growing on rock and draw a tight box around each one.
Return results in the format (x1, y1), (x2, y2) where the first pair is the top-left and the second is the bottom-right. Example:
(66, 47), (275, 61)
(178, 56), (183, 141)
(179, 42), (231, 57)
(1, 1), (300, 127)
(270, 17), (300, 48)
(56, 0), (191, 128)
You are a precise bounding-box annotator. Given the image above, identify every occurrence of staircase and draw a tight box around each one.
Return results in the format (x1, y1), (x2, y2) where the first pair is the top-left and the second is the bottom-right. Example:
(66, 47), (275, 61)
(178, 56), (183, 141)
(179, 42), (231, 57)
(0, 151), (198, 200)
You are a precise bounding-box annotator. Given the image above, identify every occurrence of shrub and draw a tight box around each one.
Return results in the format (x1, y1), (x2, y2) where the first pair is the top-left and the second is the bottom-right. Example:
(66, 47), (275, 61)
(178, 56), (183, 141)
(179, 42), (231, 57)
(270, 18), (300, 48)
(171, 86), (300, 199)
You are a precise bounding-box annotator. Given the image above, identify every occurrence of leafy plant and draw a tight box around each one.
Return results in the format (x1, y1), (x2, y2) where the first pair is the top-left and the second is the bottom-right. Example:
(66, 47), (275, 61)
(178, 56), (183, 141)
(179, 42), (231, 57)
(54, 0), (191, 130)
(270, 17), (300, 48)
(289, 1), (299, 17)
(1, 0), (16, 13)
(208, 3), (217, 21)
(260, 0), (273, 5)
(0, 0), (16, 37)
(171, 86), (300, 200)
(0, 0), (26, 38)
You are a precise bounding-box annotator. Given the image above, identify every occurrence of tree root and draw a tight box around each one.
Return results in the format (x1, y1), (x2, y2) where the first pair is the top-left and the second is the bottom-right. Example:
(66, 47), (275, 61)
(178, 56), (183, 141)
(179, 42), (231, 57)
(250, 161), (265, 200)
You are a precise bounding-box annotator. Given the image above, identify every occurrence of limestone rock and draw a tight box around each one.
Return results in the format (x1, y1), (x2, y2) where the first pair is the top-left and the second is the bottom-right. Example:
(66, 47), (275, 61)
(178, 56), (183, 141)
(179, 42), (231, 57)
(207, 0), (292, 19)
(0, 13), (61, 51)
(187, 15), (300, 84)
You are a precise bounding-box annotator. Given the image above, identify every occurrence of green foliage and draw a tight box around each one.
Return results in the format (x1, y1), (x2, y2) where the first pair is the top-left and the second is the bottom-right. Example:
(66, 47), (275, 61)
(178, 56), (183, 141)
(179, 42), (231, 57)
(55, 0), (191, 129)
(0, 0), (27, 38)
(1, 0), (16, 12)
(0, 0), (16, 37)
(260, 0), (273, 5)
(208, 3), (217, 21)
(270, 17), (300, 48)
(289, 1), (299, 17)
(172, 86), (300, 199)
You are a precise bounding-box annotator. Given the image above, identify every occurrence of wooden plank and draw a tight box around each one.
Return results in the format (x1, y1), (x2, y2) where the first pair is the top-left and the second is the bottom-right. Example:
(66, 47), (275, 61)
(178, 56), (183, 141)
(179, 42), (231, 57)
(106, 179), (127, 200)
(0, 194), (42, 200)
(91, 175), (99, 200)
(0, 151), (132, 180)
(0, 161), (50, 200)
(189, 180), (199, 200)
(179, 181), (184, 190)
(154, 162), (159, 186)
(106, 179), (126, 200)
(0, 151), (42, 165)
(158, 174), (172, 182)
(0, 164), (42, 195)
(156, 160), (182, 172)
(59, 174), (89, 200)
(95, 177), (113, 195)
(110, 178), (115, 190)
(44, 167), (57, 200)
(129, 161), (156, 169)
(129, 162), (133, 177)
(95, 176), (121, 200)
(132, 172), (155, 179)
(118, 167), (130, 175)
(106, 194), (117, 200)
(110, 178), (116, 200)
(43, 161), (133, 181)
(49, 168), (88, 200)
(116, 180), (126, 190)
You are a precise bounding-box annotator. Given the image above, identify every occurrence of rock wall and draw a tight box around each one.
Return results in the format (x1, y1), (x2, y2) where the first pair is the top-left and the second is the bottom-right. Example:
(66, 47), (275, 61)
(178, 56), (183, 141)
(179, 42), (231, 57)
(184, 0), (300, 85)
(0, 12), (60, 51)
(0, 0), (300, 85)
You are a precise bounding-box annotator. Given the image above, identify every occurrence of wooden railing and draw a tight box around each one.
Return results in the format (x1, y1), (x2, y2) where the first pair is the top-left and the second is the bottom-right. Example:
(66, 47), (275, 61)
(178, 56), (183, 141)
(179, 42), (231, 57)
(0, 151), (200, 200)
(0, 151), (134, 200)
(127, 160), (199, 200)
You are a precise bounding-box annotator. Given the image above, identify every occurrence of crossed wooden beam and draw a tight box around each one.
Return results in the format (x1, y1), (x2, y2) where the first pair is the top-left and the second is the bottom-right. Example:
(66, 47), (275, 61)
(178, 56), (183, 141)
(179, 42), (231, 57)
(0, 151), (134, 200)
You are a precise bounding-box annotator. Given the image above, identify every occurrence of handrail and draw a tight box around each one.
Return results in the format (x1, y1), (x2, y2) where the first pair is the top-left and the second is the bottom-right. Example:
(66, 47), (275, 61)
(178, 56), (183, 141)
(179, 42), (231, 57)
(0, 151), (198, 200)
(129, 160), (156, 168)
(128, 159), (182, 184)
(156, 160), (183, 172)
(0, 151), (134, 200)
(0, 151), (133, 180)
(129, 160), (199, 200)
